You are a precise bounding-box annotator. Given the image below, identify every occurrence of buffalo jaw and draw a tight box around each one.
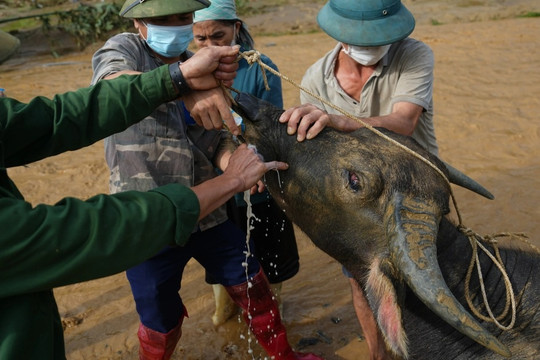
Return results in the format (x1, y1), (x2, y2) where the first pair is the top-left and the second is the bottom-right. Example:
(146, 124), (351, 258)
(384, 192), (511, 358)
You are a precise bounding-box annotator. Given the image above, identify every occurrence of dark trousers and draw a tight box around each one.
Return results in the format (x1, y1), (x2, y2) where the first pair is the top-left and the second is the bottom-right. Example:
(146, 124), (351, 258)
(127, 220), (260, 333)
(207, 197), (300, 285)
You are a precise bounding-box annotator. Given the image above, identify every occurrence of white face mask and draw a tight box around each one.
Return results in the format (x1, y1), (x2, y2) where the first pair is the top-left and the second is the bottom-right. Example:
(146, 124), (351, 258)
(341, 43), (391, 66)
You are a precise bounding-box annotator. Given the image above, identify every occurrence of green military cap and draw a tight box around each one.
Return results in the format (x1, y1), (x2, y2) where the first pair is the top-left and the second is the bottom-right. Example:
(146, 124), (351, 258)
(120, 0), (210, 19)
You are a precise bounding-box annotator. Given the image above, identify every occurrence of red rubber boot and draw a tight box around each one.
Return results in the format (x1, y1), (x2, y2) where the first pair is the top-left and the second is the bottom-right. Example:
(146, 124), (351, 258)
(225, 269), (324, 360)
(137, 308), (188, 360)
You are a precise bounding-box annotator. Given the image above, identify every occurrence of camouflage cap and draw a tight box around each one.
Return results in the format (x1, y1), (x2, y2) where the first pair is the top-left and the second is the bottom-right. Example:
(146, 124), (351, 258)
(120, 0), (210, 19)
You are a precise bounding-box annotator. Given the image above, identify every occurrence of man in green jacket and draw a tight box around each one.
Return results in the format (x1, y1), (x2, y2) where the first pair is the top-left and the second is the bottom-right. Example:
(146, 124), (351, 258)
(0, 45), (287, 359)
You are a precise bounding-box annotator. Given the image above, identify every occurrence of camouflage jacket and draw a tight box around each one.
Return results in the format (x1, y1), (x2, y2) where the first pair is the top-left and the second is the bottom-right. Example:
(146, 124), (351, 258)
(91, 32), (227, 231)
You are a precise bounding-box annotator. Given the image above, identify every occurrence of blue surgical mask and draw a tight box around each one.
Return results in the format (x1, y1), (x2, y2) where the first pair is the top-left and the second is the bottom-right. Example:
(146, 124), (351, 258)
(142, 22), (193, 58)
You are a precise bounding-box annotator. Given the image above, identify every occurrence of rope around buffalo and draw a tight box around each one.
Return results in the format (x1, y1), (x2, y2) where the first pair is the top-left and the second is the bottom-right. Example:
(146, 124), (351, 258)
(233, 49), (538, 331)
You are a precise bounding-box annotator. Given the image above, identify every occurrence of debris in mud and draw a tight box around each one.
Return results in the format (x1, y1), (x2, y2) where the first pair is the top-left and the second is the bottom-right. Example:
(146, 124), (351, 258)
(223, 343), (239, 356)
(297, 330), (334, 349)
(61, 313), (85, 330)
(297, 337), (320, 349)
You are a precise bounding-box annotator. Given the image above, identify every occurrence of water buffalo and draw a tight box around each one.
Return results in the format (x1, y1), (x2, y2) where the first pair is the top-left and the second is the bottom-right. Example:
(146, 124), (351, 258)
(230, 92), (540, 359)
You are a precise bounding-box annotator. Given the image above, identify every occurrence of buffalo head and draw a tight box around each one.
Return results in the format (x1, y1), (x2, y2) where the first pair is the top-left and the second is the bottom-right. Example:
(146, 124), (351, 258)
(231, 92), (510, 359)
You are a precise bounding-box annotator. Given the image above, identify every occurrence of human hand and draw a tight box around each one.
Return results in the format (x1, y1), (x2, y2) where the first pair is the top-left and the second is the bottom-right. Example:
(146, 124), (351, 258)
(279, 103), (332, 141)
(279, 103), (363, 141)
(224, 144), (288, 193)
(245, 180), (267, 197)
(179, 45), (239, 91)
(192, 144), (287, 220)
(251, 179), (266, 195)
(183, 88), (240, 134)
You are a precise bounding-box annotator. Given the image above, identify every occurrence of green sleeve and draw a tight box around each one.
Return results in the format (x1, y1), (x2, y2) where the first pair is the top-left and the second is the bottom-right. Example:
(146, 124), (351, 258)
(0, 184), (199, 298)
(0, 65), (178, 167)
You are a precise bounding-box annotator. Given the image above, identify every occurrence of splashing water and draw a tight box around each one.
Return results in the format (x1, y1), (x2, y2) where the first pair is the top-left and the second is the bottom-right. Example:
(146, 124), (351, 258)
(240, 168), (288, 359)
(242, 189), (257, 359)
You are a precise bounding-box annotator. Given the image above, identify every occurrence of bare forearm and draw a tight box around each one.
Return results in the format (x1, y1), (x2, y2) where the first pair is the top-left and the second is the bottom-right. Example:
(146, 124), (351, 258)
(191, 174), (242, 220)
(330, 102), (422, 136)
(330, 113), (416, 136)
(281, 102), (423, 141)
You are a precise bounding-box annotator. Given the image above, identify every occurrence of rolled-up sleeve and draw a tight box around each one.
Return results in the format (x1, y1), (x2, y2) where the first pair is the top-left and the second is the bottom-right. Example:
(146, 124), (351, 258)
(392, 42), (434, 110)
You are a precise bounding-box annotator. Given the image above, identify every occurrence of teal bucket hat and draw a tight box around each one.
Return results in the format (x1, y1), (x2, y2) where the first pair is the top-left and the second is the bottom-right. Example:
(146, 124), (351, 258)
(120, 0), (210, 19)
(193, 0), (238, 23)
(317, 0), (415, 46)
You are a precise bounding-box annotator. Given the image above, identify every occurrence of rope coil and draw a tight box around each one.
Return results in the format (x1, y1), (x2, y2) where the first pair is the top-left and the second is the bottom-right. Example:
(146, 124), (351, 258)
(233, 49), (535, 330)
(459, 226), (529, 330)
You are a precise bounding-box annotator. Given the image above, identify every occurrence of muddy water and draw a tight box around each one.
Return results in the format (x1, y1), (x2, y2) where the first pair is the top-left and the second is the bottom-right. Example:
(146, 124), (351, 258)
(0, 10), (539, 360)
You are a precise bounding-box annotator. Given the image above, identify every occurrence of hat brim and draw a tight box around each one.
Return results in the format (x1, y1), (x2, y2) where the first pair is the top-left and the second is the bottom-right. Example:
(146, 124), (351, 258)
(317, 2), (415, 46)
(121, 0), (210, 19)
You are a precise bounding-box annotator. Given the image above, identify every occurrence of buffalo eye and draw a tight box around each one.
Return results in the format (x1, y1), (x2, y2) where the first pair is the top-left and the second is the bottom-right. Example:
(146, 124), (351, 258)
(349, 171), (361, 192)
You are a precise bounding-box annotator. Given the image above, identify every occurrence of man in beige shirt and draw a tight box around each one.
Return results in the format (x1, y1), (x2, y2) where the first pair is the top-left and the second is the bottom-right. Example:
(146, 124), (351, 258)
(280, 0), (439, 359)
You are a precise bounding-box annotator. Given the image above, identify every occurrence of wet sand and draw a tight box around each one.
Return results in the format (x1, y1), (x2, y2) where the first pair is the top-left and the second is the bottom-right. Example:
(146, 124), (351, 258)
(1, 2), (539, 359)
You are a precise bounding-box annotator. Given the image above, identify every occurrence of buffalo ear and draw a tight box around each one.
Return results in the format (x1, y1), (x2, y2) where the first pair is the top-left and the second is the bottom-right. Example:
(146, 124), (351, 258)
(364, 257), (409, 359)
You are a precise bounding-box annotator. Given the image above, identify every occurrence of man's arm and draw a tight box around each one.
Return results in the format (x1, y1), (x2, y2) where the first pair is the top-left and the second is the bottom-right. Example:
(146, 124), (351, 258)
(279, 101), (423, 141)
(0, 186), (198, 298)
(0, 46), (240, 167)
(102, 48), (241, 135)
(0, 144), (287, 298)
(1, 66), (177, 167)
